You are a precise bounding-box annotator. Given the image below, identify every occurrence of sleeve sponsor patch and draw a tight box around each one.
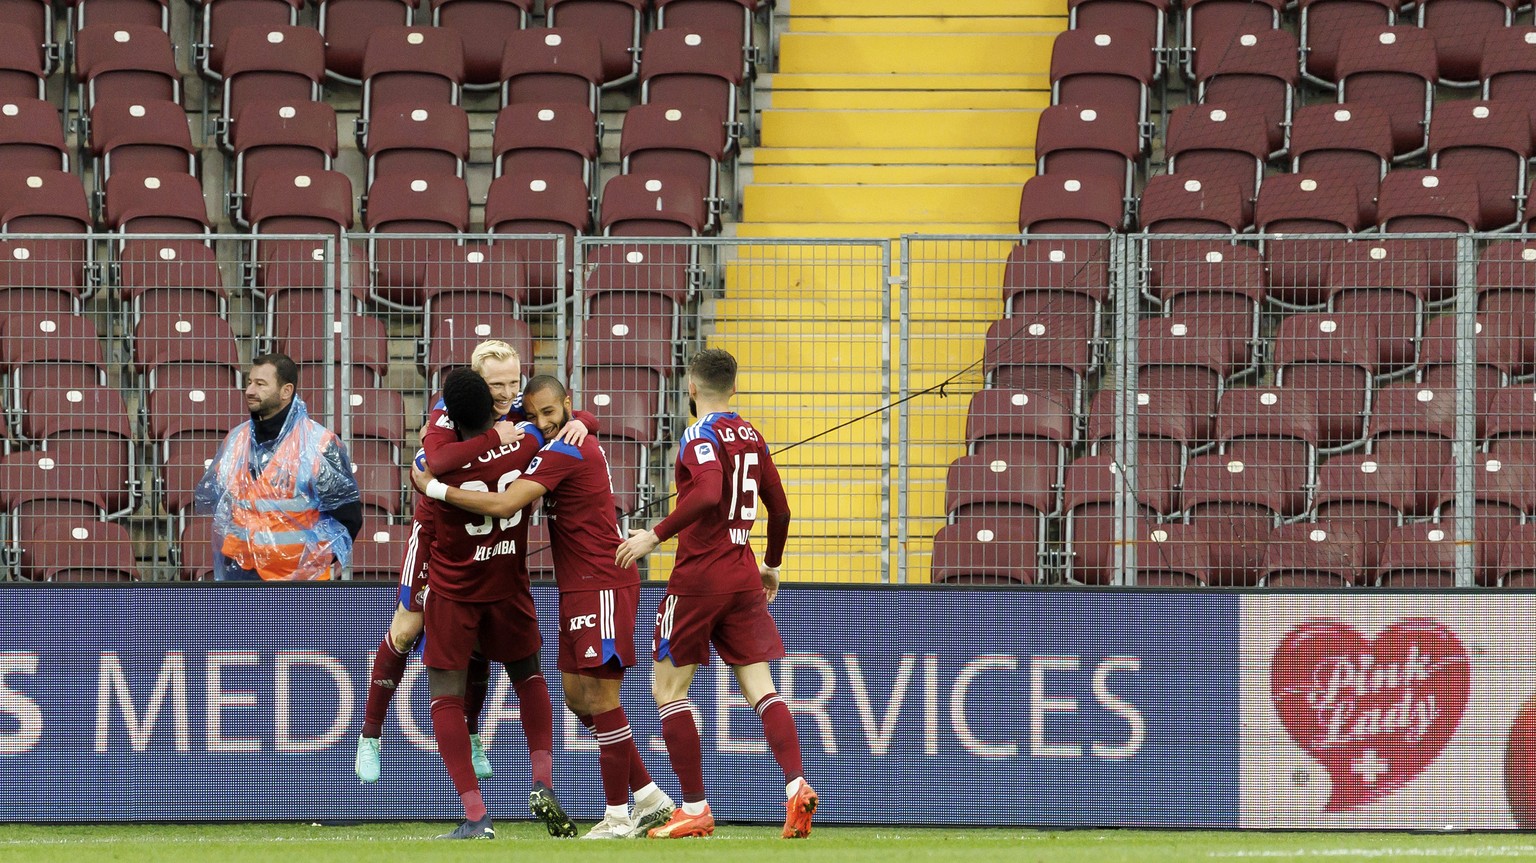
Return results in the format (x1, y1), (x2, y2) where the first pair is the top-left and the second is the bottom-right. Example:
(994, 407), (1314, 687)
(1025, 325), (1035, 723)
(525, 455), (543, 476)
(693, 441), (716, 463)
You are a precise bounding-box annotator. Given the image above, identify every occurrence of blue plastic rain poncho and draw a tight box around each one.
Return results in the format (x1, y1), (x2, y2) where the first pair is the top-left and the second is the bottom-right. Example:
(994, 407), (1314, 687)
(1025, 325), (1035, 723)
(194, 396), (361, 580)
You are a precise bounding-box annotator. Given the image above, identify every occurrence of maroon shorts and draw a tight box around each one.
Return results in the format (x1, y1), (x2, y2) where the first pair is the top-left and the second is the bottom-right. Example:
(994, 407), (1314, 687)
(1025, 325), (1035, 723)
(396, 518), (433, 613)
(423, 586), (541, 669)
(653, 589), (786, 668)
(556, 586), (638, 679)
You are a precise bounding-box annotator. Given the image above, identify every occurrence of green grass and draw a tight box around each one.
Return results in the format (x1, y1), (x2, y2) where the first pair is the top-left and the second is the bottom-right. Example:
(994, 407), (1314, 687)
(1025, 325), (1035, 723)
(3, 824), (1536, 863)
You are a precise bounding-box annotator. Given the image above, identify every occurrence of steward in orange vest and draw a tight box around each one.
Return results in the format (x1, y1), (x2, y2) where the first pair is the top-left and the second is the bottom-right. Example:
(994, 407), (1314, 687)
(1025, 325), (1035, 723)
(196, 355), (363, 581)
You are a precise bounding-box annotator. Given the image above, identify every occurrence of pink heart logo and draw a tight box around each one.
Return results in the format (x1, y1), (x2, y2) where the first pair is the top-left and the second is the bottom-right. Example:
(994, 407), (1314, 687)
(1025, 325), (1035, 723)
(1271, 617), (1471, 811)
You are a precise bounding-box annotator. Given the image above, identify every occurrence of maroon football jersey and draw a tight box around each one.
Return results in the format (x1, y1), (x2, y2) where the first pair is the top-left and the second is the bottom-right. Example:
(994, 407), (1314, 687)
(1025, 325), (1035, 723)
(427, 422), (545, 602)
(521, 435), (638, 592)
(667, 412), (785, 595)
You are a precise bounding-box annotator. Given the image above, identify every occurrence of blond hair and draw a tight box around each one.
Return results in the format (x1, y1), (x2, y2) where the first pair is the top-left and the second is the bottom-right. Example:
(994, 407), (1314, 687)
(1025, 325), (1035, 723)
(469, 339), (520, 374)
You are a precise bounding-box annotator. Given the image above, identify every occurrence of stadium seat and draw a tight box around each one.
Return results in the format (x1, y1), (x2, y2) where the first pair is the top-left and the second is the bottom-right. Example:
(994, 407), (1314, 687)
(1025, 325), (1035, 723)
(579, 364), (666, 444)
(1134, 315), (1244, 440)
(195, 0), (301, 80)
(363, 105), (470, 189)
(316, 0), (414, 84)
(1260, 522), (1366, 586)
(620, 103), (728, 229)
(492, 103), (598, 189)
(1376, 170), (1478, 295)
(1299, 0), (1400, 86)
(421, 300), (535, 388)
(101, 173), (212, 236)
(217, 25), (325, 148)
(16, 516), (137, 581)
(132, 311), (241, 395)
(0, 172), (92, 283)
(357, 26), (466, 148)
(1193, 28), (1298, 156)
(268, 294), (390, 383)
(1182, 0), (1284, 82)
(1477, 240), (1536, 315)
(349, 522), (415, 580)
(983, 312), (1096, 415)
(1427, 100), (1531, 230)
(484, 170), (592, 301)
(1494, 523), (1536, 587)
(638, 27), (746, 138)
(115, 238), (229, 324)
(1180, 453), (1298, 585)
(1486, 385), (1536, 457)
(228, 100), (338, 227)
(1481, 27), (1536, 150)
(1085, 387), (1200, 472)
(1214, 386), (1322, 492)
(1324, 238), (1432, 372)
(500, 29), (603, 113)
(74, 25), (180, 112)
(1288, 103), (1393, 226)
(1070, 0), (1167, 77)
(0, 98), (67, 174)
(1062, 453), (1180, 584)
(1164, 104), (1268, 222)
(420, 242), (527, 328)
(363, 173), (471, 305)
(246, 169), (360, 294)
(1312, 453), (1420, 574)
(147, 381), (243, 517)
(175, 514), (216, 579)
(1418, 313), (1524, 402)
(1149, 243), (1265, 348)
(1255, 175), (1365, 307)
(965, 388), (1075, 459)
(599, 173), (708, 237)
(1418, 0), (1516, 86)
(430, 0), (530, 89)
(1369, 382), (1455, 515)
(1000, 238), (1110, 326)
(944, 450), (1059, 527)
(1139, 176), (1248, 250)
(0, 24), (49, 102)
(16, 385), (136, 518)
(1017, 174), (1126, 234)
(1034, 104), (1142, 202)
(0, 238), (89, 306)
(1376, 523), (1458, 586)
(546, 0), (644, 86)
(88, 99), (194, 192)
(1335, 25), (1438, 159)
(1273, 312), (1381, 450)
(930, 518), (1040, 585)
(580, 291), (680, 379)
(1050, 28), (1156, 132)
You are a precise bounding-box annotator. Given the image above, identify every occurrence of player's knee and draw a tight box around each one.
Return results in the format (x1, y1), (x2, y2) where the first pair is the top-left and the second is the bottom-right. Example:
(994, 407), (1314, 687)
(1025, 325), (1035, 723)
(388, 610), (422, 652)
(504, 652), (540, 682)
(652, 676), (688, 706)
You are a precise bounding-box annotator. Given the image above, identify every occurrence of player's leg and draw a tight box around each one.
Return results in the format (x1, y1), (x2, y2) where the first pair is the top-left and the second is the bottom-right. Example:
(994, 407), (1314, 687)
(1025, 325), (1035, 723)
(424, 593), (494, 839)
(356, 602), (423, 783)
(646, 591), (718, 839)
(565, 671), (641, 839)
(718, 590), (816, 838)
(464, 652), (492, 779)
(505, 650), (575, 838)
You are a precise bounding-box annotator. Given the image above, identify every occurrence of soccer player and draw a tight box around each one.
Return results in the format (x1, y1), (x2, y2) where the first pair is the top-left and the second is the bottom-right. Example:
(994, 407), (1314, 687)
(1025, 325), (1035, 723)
(415, 375), (675, 840)
(357, 340), (592, 838)
(613, 348), (817, 839)
(421, 368), (568, 840)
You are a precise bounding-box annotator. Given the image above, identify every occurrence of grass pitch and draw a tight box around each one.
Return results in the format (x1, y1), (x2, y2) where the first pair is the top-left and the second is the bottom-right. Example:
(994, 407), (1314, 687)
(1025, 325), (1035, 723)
(3, 823), (1536, 862)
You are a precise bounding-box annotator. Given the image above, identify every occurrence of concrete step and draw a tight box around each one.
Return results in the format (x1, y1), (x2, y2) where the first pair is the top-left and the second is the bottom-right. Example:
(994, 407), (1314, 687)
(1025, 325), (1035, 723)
(779, 33), (1060, 76)
(743, 183), (1022, 223)
(761, 109), (1041, 149)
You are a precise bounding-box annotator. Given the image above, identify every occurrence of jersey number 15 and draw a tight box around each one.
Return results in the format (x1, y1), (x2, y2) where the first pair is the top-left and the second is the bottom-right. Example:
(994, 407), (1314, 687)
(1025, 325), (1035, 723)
(728, 453), (759, 522)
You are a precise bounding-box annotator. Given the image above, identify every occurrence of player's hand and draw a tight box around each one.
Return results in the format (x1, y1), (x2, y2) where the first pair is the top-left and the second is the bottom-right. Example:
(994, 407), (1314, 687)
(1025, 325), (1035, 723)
(494, 421), (525, 445)
(555, 419), (589, 446)
(760, 563), (780, 603)
(410, 462), (435, 494)
(615, 528), (659, 568)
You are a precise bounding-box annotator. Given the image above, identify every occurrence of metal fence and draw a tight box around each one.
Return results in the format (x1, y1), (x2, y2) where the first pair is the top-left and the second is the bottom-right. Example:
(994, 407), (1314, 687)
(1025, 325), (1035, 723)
(2, 230), (1530, 586)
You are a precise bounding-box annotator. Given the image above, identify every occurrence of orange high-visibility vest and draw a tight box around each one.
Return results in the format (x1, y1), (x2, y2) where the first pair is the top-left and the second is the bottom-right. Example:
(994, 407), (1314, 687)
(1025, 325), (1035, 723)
(215, 417), (341, 581)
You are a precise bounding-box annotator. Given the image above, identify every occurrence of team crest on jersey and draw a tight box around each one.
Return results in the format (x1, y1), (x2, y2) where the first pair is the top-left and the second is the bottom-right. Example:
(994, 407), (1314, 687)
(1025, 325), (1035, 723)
(693, 441), (716, 463)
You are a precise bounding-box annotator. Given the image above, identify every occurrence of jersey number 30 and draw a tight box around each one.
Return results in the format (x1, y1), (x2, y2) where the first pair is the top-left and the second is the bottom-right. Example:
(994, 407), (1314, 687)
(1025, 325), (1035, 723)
(461, 470), (524, 535)
(728, 453), (759, 521)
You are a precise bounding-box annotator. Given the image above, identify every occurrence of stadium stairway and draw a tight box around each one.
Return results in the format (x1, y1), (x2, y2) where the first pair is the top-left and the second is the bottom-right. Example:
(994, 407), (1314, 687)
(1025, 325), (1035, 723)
(703, 0), (1062, 582)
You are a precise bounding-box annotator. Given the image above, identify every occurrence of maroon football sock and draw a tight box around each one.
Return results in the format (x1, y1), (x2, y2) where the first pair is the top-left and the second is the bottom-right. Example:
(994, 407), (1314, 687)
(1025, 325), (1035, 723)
(512, 672), (555, 788)
(430, 695), (486, 821)
(464, 653), (490, 735)
(756, 693), (804, 784)
(361, 636), (408, 739)
(592, 707), (636, 807)
(659, 698), (707, 803)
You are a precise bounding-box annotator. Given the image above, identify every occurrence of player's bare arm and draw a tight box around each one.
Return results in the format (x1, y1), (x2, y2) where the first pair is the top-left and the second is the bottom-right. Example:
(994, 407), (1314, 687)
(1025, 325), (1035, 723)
(413, 461), (549, 518)
(554, 418), (589, 446)
(615, 528), (660, 567)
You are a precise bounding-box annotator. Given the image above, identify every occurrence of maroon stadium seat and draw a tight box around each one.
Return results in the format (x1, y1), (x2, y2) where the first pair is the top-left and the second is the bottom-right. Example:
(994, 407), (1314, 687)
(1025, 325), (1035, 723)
(500, 29), (602, 112)
(1164, 103), (1268, 223)
(65, 0), (167, 33)
(1034, 104), (1142, 202)
(218, 25), (324, 148)
(1273, 312), (1381, 449)
(1017, 174), (1125, 234)
(638, 26), (745, 137)
(1298, 0), (1400, 86)
(964, 388), (1074, 458)
(1149, 243), (1264, 346)
(228, 100), (338, 227)
(1180, 453), (1297, 585)
(1000, 238), (1110, 325)
(0, 98), (67, 174)
(101, 172), (212, 236)
(931, 518), (1040, 585)
(620, 102), (728, 229)
(196, 0), (301, 80)
(579, 365), (666, 444)
(1288, 103), (1392, 226)
(1050, 28), (1155, 130)
(0, 9), (56, 83)
(88, 99), (194, 189)
(484, 170), (592, 301)
(983, 312), (1096, 415)
(546, 0), (644, 86)
(1194, 28), (1297, 155)
(1481, 27), (1536, 150)
(363, 173), (471, 305)
(74, 25), (180, 111)
(358, 26), (466, 147)
(1260, 522), (1366, 587)
(1335, 25), (1438, 159)
(316, 0), (413, 84)
(363, 104), (470, 188)
(599, 172), (708, 236)
(1182, 0), (1283, 80)
(1418, 0), (1516, 86)
(1428, 100), (1531, 230)
(17, 517), (137, 582)
(1214, 386), (1321, 493)
(116, 238), (229, 323)
(1255, 175), (1365, 306)
(1323, 238), (1432, 372)
(1062, 454), (1179, 584)
(430, 0), (530, 88)
(493, 102), (598, 188)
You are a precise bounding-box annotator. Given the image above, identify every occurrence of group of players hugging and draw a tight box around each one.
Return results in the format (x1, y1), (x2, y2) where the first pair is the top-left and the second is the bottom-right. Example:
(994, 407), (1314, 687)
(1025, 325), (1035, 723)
(351, 339), (818, 841)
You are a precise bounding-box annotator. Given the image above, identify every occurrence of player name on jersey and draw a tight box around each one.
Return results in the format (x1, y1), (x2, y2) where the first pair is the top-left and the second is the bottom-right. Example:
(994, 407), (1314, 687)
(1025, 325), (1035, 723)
(472, 538), (518, 562)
